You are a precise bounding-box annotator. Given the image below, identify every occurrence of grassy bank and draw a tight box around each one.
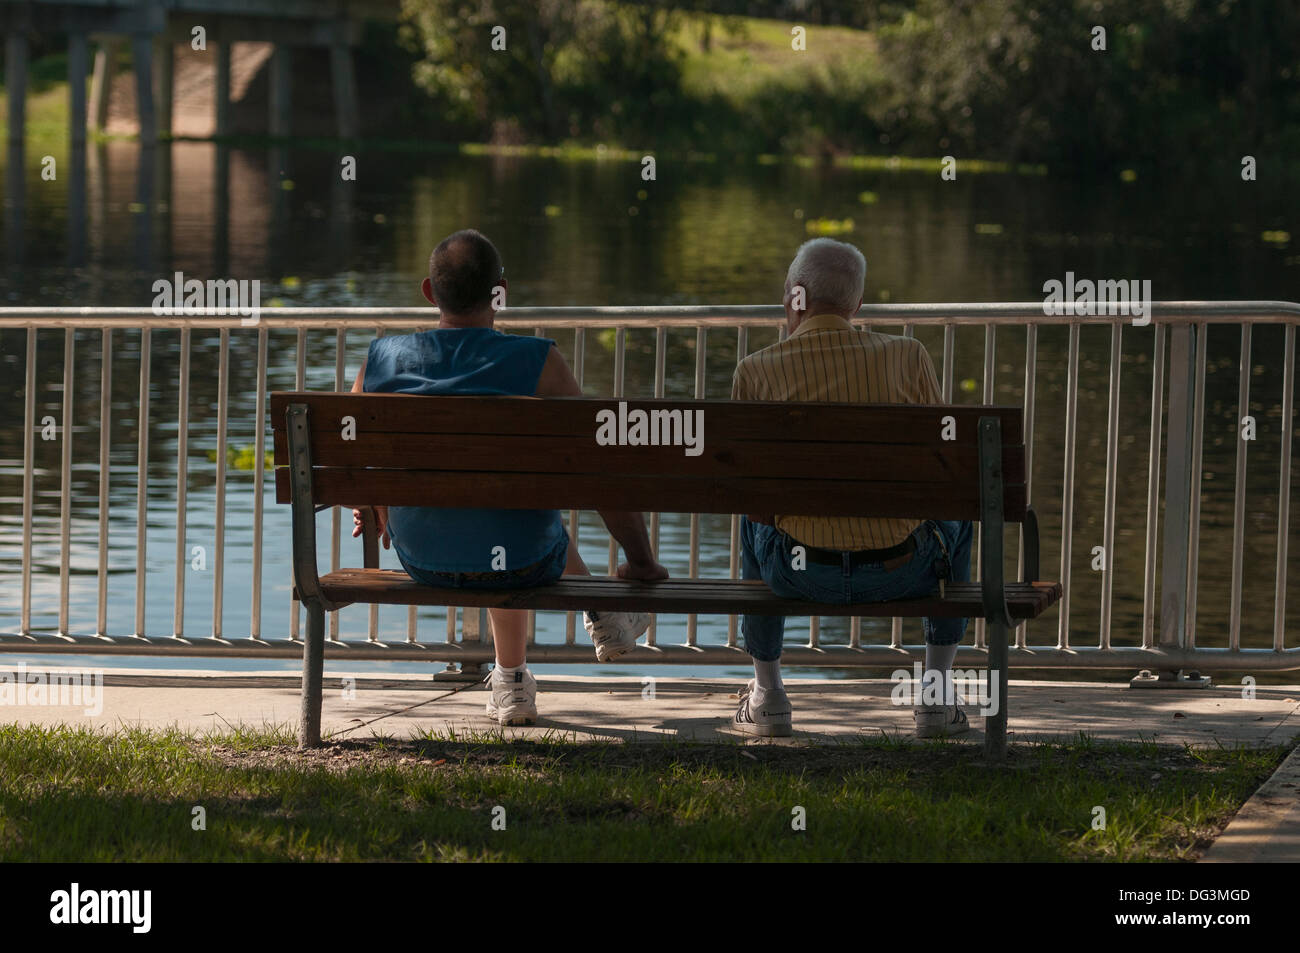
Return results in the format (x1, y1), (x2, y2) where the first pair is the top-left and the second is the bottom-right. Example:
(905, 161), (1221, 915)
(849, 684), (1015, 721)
(0, 724), (1287, 862)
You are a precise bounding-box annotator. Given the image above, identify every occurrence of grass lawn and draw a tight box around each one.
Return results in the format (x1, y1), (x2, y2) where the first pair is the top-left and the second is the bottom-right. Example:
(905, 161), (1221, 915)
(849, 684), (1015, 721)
(671, 15), (880, 105)
(0, 724), (1288, 862)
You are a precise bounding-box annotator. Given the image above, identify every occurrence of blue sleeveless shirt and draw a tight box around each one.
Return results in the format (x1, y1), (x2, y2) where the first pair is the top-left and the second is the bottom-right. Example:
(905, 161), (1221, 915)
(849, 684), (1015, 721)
(363, 328), (565, 573)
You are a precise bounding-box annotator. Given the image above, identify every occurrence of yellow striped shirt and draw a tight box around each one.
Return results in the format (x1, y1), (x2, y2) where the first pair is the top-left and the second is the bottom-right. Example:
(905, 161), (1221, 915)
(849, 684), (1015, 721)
(731, 313), (943, 550)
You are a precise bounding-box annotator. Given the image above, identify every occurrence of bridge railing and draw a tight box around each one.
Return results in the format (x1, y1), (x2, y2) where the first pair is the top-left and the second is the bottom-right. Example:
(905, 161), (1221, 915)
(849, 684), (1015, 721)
(1, 302), (1297, 672)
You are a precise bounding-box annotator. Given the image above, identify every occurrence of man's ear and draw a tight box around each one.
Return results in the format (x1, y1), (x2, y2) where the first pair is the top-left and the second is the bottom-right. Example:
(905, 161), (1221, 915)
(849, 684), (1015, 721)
(421, 277), (436, 305)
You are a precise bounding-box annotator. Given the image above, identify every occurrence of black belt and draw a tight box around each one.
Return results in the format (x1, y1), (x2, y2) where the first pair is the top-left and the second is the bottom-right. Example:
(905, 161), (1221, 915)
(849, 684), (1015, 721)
(797, 533), (918, 570)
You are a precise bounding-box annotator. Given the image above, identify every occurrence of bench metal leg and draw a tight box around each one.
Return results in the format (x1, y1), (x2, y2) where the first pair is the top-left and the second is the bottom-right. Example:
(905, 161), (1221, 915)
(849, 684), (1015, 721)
(984, 620), (1008, 760)
(299, 602), (325, 748)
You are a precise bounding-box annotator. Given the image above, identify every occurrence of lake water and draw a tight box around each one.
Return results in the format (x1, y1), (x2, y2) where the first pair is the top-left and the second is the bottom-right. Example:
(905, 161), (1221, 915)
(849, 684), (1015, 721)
(1, 140), (1297, 679)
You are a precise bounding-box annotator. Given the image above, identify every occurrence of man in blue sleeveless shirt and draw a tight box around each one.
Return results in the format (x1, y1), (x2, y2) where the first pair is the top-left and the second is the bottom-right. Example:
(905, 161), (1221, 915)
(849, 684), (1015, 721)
(350, 230), (667, 726)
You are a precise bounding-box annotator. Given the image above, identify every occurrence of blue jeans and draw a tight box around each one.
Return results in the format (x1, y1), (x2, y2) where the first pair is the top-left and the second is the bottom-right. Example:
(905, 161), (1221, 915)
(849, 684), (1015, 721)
(740, 517), (973, 662)
(396, 529), (570, 590)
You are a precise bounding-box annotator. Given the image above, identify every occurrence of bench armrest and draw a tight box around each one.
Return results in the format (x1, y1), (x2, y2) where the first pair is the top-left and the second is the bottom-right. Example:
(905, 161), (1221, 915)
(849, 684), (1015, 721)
(286, 403), (341, 612)
(977, 416), (1014, 627)
(1022, 505), (1040, 584)
(357, 506), (380, 569)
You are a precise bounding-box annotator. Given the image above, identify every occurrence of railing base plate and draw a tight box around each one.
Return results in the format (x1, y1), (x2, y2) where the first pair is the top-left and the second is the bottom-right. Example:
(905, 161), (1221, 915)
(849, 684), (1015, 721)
(1129, 669), (1212, 689)
(433, 662), (487, 682)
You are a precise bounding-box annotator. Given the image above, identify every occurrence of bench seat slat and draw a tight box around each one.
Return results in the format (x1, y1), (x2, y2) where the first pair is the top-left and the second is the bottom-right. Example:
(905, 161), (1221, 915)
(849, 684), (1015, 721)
(273, 467), (1027, 520)
(304, 570), (1062, 620)
(270, 393), (1024, 445)
(271, 429), (1024, 480)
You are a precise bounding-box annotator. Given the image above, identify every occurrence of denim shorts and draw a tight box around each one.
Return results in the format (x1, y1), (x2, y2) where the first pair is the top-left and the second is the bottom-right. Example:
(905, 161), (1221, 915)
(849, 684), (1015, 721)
(397, 529), (569, 590)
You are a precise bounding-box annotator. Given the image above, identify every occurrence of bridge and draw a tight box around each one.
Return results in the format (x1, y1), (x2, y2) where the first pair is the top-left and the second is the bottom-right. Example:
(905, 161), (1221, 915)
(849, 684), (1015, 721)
(2, 0), (400, 146)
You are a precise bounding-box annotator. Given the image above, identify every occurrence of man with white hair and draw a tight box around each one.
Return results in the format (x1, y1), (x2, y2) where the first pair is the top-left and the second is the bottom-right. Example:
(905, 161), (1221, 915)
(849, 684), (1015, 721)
(729, 237), (973, 738)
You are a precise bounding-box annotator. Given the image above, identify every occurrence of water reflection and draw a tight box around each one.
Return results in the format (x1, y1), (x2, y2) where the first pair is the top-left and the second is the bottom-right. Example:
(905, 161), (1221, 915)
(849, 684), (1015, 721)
(0, 140), (1297, 672)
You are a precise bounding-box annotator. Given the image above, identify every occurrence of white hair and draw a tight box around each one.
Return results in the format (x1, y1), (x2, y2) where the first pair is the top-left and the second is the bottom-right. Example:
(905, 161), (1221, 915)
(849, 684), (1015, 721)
(786, 238), (867, 312)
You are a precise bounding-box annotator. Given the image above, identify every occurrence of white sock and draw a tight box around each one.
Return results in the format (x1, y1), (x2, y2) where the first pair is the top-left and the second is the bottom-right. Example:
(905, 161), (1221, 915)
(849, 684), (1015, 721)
(494, 662), (524, 679)
(923, 642), (960, 706)
(753, 658), (784, 693)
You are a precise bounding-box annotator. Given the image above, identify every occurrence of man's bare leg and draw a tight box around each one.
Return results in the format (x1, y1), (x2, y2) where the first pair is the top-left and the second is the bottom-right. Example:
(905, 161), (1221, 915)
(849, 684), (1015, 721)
(491, 537), (588, 668)
(487, 608), (528, 668)
(562, 535), (590, 576)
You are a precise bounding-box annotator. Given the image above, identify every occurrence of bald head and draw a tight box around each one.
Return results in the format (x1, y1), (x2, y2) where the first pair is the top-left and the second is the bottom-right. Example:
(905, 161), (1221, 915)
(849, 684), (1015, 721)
(428, 229), (503, 317)
(784, 238), (866, 322)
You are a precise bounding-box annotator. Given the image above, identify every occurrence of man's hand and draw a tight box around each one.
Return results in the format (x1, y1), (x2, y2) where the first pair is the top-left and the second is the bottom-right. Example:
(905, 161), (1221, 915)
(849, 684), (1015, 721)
(616, 559), (669, 582)
(351, 506), (391, 549)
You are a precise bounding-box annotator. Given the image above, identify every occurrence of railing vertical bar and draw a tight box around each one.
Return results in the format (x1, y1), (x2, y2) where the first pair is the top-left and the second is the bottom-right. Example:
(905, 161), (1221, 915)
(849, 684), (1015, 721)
(58, 330), (75, 636)
(1015, 323), (1037, 647)
(1057, 322), (1081, 650)
(96, 330), (112, 635)
(687, 326), (705, 647)
(728, 325), (746, 648)
(1273, 323), (1296, 651)
(173, 327), (191, 638)
(250, 326), (267, 639)
(406, 606), (416, 643)
(290, 327), (305, 640)
(608, 326), (626, 575)
(21, 329), (36, 635)
(651, 325), (667, 645)
(374, 326), (384, 643)
(212, 327), (229, 639)
(941, 323), (955, 402)
(1228, 324), (1252, 651)
(1184, 323), (1207, 647)
(1099, 319), (1123, 650)
(567, 327), (585, 646)
(133, 328), (151, 637)
(329, 327), (345, 640)
(890, 327), (914, 647)
(527, 325), (545, 647)
(973, 324), (996, 648)
(1142, 324), (1166, 648)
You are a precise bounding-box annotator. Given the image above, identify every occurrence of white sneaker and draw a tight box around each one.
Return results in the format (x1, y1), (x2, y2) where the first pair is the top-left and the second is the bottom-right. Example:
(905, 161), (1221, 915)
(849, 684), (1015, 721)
(913, 703), (970, 739)
(732, 679), (793, 737)
(485, 667), (538, 726)
(584, 610), (651, 661)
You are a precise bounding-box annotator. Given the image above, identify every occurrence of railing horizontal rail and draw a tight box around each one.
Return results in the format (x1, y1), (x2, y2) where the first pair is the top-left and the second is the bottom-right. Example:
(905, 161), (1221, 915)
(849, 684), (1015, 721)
(1, 633), (1295, 670)
(2, 300), (1299, 329)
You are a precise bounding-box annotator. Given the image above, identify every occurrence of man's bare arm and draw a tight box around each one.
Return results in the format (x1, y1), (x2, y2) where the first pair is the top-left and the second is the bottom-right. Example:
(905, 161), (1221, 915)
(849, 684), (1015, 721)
(535, 346), (667, 580)
(348, 356), (390, 548)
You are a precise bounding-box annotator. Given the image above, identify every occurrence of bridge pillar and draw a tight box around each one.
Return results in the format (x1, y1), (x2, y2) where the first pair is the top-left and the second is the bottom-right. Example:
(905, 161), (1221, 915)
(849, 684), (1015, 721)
(131, 35), (156, 147)
(330, 41), (360, 140)
(90, 39), (121, 132)
(5, 31), (28, 144)
(153, 38), (173, 139)
(269, 44), (292, 139)
(68, 34), (90, 150)
(214, 41), (232, 138)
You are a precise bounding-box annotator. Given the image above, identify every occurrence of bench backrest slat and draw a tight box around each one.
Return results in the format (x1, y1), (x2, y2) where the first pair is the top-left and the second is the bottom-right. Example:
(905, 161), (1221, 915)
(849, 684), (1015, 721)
(271, 393), (1027, 521)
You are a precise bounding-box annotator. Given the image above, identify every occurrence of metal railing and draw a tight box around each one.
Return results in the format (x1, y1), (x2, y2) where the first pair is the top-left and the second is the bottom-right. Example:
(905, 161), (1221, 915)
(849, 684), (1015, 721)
(1, 301), (1297, 671)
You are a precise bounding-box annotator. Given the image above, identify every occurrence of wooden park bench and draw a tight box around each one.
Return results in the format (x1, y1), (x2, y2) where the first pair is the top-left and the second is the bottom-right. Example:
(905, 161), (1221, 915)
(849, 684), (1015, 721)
(272, 392), (1062, 756)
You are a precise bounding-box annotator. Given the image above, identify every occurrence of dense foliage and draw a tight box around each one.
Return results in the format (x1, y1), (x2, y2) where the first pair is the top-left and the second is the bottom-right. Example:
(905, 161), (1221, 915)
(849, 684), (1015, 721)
(399, 0), (1300, 168)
